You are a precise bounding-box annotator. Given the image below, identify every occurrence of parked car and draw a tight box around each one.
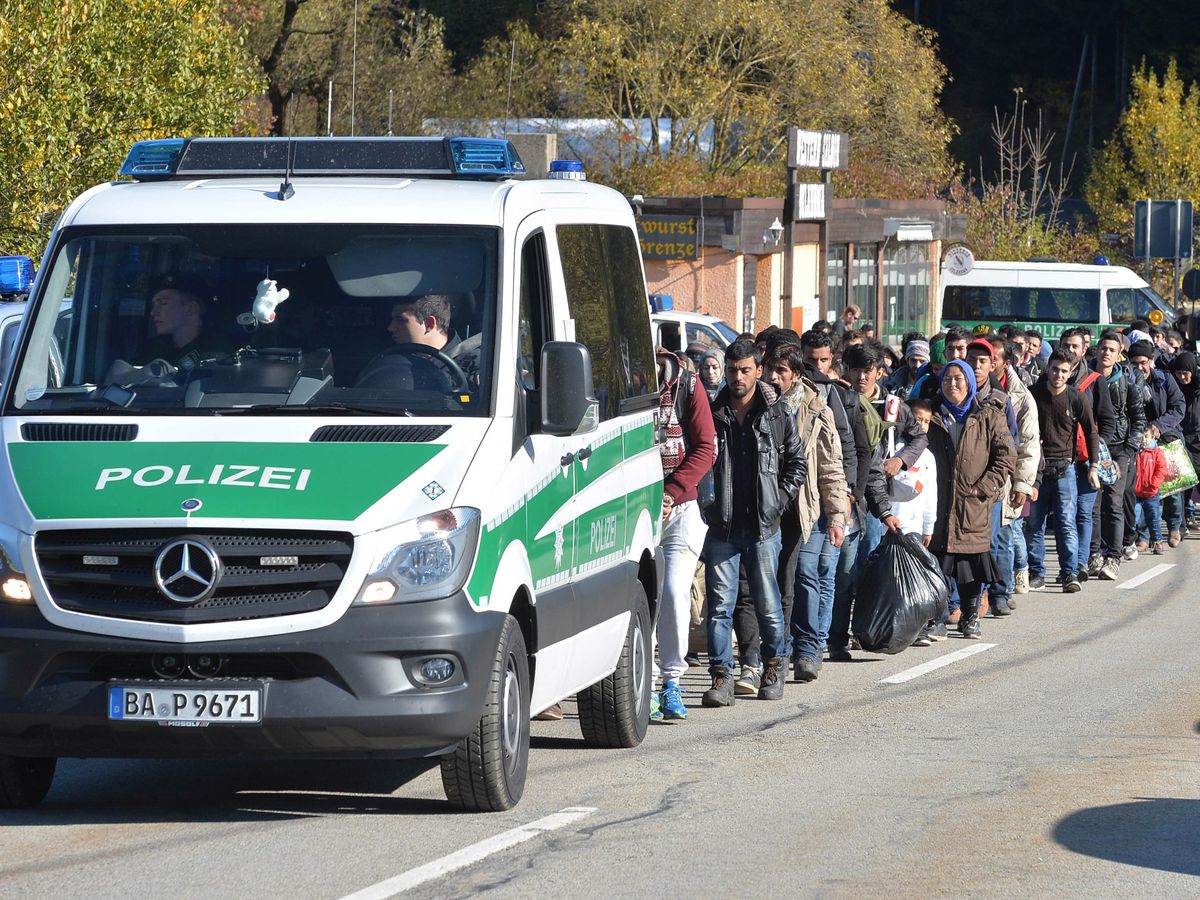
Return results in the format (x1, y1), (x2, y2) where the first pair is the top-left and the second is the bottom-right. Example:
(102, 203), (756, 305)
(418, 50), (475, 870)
(650, 308), (737, 354)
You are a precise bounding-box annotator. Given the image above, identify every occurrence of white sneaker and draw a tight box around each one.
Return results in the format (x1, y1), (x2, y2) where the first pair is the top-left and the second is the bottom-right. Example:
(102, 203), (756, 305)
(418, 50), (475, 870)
(1123, 544), (1139, 561)
(1013, 568), (1029, 595)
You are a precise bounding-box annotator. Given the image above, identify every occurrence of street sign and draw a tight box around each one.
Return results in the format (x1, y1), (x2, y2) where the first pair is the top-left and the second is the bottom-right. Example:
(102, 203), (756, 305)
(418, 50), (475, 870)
(792, 183), (826, 220)
(787, 128), (848, 171)
(1134, 199), (1193, 259)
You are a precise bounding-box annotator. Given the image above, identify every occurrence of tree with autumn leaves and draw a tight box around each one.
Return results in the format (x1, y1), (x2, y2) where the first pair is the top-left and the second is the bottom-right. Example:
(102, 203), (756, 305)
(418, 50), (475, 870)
(1086, 59), (1200, 239)
(0, 0), (262, 258)
(3, 0), (1197, 269)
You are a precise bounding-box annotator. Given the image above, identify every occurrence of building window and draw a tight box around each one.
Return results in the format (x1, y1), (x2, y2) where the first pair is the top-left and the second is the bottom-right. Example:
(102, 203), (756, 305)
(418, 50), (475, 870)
(883, 242), (930, 342)
(826, 245), (847, 319)
(852, 244), (877, 320)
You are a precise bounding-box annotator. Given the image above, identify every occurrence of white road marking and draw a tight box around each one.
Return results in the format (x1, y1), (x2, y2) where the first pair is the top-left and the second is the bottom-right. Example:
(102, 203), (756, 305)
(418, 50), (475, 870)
(1115, 563), (1175, 591)
(879, 643), (996, 685)
(338, 805), (598, 899)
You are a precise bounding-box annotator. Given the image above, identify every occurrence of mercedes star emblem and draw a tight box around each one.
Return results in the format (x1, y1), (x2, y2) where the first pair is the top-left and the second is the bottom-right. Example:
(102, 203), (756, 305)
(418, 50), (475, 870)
(153, 539), (221, 604)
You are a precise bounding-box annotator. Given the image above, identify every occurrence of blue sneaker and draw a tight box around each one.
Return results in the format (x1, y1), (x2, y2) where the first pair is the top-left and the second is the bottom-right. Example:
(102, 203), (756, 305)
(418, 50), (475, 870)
(660, 679), (687, 720)
(649, 691), (662, 721)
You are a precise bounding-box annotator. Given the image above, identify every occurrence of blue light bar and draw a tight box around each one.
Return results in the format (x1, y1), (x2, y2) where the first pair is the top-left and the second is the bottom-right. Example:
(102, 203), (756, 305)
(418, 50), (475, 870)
(449, 138), (526, 176)
(649, 293), (673, 312)
(119, 139), (187, 179)
(118, 137), (527, 181)
(0, 256), (34, 294)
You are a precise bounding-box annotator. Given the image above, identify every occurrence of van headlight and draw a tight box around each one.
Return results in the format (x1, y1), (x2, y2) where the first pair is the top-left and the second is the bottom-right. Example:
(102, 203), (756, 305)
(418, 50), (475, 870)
(0, 525), (31, 604)
(354, 507), (481, 605)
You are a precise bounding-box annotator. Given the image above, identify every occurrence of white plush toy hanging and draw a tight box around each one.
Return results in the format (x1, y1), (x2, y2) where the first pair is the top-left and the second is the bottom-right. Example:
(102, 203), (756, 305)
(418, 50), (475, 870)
(251, 278), (289, 324)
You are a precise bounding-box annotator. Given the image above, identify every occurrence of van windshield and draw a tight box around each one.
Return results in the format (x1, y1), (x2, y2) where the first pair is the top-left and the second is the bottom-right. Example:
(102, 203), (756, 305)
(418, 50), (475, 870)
(942, 285), (1100, 324)
(7, 225), (498, 416)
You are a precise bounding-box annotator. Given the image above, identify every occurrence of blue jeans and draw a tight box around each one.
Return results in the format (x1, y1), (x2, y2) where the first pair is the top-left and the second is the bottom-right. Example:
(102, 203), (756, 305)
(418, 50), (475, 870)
(1137, 495), (1163, 542)
(706, 529), (786, 674)
(1075, 463), (1099, 565)
(1012, 514), (1028, 570)
(862, 512), (884, 559)
(791, 516), (834, 661)
(816, 532), (841, 649)
(990, 503), (1015, 604)
(1026, 462), (1079, 582)
(829, 528), (863, 650)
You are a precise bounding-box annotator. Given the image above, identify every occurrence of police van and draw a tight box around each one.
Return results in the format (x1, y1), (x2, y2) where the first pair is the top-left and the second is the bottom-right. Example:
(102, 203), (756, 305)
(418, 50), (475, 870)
(939, 256), (1179, 340)
(0, 137), (664, 812)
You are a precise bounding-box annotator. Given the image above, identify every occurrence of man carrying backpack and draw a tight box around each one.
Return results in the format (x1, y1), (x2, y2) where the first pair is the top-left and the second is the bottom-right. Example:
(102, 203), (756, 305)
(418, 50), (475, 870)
(652, 349), (716, 721)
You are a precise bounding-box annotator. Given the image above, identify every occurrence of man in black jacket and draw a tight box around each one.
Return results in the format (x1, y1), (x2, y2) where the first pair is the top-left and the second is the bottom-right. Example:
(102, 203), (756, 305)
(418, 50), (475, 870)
(1088, 330), (1146, 578)
(702, 340), (807, 707)
(1062, 327), (1116, 581)
(827, 343), (904, 660)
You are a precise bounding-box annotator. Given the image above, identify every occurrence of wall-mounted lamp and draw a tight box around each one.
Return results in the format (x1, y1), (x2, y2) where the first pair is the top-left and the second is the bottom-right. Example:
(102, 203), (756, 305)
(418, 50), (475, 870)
(765, 217), (784, 246)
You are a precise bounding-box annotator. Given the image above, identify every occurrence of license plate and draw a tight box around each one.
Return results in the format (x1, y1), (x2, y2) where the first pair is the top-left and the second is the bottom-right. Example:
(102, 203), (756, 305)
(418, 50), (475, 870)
(108, 684), (262, 725)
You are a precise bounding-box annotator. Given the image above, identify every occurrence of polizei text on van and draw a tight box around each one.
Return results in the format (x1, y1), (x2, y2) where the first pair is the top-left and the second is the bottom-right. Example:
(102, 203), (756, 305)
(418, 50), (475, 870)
(95, 464), (312, 491)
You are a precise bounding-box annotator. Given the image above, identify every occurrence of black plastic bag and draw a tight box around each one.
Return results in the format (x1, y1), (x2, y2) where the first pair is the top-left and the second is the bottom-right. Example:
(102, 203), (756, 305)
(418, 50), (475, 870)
(852, 531), (949, 654)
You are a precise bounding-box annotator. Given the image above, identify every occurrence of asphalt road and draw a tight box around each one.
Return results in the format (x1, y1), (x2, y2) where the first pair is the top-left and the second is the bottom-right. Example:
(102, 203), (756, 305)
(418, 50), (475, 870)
(2, 539), (1199, 899)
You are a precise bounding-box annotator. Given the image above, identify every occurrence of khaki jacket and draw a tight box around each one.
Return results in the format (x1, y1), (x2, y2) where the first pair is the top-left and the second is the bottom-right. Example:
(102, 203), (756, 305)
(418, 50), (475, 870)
(785, 379), (848, 542)
(1001, 364), (1041, 524)
(928, 394), (1017, 555)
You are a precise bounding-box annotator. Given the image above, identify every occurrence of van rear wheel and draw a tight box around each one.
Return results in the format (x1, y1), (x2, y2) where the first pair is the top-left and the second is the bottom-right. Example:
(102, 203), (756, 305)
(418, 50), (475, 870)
(0, 756), (55, 808)
(440, 615), (529, 811)
(577, 583), (651, 748)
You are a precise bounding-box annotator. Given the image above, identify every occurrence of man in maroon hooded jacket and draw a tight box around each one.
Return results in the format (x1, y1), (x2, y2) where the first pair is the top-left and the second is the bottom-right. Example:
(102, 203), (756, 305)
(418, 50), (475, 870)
(653, 349), (716, 720)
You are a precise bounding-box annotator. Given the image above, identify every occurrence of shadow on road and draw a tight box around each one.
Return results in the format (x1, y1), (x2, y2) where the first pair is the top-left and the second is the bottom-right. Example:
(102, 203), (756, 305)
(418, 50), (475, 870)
(0, 756), (448, 825)
(1053, 798), (1200, 877)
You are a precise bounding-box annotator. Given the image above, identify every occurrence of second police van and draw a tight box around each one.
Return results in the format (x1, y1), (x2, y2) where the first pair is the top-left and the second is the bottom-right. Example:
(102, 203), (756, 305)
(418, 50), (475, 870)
(939, 251), (1179, 339)
(0, 137), (664, 812)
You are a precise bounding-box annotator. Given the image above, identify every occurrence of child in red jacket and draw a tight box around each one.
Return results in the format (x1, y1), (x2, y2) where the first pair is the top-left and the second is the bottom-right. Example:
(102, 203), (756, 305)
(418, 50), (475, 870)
(1134, 440), (1169, 554)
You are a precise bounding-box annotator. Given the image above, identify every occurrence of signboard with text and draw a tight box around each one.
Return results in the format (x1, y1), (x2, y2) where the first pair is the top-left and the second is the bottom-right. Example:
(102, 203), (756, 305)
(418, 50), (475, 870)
(787, 128), (849, 171)
(792, 183), (827, 221)
(637, 216), (700, 260)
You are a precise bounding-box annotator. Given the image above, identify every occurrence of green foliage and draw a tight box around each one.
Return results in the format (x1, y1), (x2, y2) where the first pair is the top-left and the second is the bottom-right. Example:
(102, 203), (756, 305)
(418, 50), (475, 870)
(0, 0), (263, 259)
(1085, 59), (1200, 238)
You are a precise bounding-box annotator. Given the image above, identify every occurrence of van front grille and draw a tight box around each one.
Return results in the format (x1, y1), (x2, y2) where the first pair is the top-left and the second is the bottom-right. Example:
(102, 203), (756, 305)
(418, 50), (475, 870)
(35, 529), (354, 624)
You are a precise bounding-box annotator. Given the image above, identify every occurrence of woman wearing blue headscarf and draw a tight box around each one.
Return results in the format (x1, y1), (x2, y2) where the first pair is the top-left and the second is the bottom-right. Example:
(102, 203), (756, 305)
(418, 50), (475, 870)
(925, 359), (1016, 639)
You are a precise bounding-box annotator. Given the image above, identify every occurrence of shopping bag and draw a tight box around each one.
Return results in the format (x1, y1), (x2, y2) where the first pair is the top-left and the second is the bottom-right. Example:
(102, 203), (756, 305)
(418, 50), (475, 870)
(852, 531), (949, 654)
(1158, 440), (1199, 497)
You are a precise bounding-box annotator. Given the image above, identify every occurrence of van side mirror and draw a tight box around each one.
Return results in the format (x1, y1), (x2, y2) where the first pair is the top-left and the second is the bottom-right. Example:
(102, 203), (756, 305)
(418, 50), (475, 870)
(541, 342), (599, 436)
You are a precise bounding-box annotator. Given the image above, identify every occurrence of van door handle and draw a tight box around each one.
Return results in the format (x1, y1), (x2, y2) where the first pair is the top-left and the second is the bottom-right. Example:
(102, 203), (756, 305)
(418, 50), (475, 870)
(560, 452), (575, 467)
(576, 446), (592, 460)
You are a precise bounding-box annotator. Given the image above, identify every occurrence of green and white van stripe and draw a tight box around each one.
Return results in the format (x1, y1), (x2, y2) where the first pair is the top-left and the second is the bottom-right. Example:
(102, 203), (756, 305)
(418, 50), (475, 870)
(469, 412), (661, 608)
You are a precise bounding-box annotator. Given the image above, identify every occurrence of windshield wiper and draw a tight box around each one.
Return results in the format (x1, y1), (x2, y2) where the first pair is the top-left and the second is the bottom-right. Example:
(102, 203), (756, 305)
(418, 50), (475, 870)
(215, 402), (414, 416)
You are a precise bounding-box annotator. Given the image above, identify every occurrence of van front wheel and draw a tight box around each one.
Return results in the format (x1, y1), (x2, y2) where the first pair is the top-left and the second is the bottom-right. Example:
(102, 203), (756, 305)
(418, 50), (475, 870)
(577, 583), (651, 748)
(440, 616), (530, 811)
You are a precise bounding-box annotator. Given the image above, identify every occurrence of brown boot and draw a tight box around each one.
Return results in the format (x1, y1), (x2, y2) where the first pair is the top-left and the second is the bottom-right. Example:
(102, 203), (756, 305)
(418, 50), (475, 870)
(757, 657), (786, 700)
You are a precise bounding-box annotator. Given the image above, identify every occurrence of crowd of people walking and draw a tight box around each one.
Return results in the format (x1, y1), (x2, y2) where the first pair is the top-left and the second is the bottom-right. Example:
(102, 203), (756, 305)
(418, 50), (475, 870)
(648, 316), (1200, 717)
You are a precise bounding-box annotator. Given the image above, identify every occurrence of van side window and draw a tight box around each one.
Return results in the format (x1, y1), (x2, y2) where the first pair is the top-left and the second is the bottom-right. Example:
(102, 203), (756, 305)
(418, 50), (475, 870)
(557, 223), (657, 420)
(518, 233), (549, 392)
(1107, 288), (1134, 324)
